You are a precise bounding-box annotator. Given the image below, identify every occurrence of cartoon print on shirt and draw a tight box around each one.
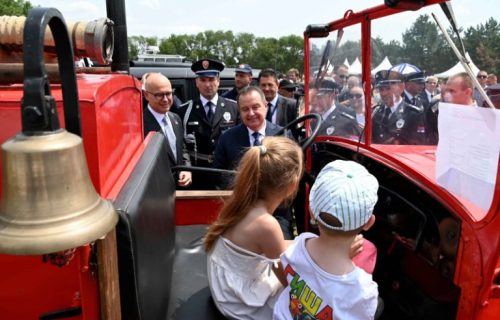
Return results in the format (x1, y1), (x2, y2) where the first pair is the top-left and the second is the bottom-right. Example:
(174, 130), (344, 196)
(284, 264), (333, 320)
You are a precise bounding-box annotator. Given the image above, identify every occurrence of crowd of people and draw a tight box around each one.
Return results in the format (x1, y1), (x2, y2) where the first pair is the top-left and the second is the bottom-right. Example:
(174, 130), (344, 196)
(139, 59), (496, 318)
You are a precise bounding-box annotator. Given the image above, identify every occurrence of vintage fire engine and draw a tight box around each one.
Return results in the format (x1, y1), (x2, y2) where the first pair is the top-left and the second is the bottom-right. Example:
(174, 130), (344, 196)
(0, 0), (498, 319)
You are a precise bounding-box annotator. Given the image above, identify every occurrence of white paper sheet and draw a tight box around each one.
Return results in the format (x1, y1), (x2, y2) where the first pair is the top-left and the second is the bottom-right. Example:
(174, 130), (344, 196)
(436, 103), (500, 213)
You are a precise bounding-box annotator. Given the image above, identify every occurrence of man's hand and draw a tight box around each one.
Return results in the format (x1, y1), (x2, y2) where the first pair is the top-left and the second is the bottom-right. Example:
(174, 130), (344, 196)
(178, 171), (192, 187)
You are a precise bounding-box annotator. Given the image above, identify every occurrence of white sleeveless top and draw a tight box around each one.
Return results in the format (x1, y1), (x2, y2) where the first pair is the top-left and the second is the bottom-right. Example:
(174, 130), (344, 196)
(207, 236), (284, 319)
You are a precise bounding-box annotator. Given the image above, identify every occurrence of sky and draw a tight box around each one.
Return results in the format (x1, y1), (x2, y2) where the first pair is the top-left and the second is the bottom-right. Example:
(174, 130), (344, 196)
(27, 0), (496, 42)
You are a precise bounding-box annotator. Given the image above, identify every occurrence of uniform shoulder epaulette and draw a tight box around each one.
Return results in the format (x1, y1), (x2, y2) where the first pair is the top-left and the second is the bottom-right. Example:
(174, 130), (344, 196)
(178, 100), (193, 109)
(407, 103), (423, 112)
(222, 97), (237, 103)
(340, 111), (355, 120)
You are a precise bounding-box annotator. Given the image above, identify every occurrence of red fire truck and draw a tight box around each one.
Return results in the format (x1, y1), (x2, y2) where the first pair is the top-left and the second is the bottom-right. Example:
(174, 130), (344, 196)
(0, 0), (498, 319)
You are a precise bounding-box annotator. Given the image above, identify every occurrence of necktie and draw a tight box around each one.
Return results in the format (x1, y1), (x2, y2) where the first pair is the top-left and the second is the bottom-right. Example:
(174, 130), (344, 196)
(382, 107), (391, 126)
(411, 97), (417, 105)
(206, 101), (214, 122)
(266, 103), (274, 122)
(252, 132), (261, 146)
(162, 116), (177, 161)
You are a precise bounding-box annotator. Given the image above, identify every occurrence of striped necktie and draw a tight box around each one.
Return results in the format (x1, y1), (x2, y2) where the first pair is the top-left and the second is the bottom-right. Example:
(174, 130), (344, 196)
(162, 115), (177, 161)
(252, 132), (261, 146)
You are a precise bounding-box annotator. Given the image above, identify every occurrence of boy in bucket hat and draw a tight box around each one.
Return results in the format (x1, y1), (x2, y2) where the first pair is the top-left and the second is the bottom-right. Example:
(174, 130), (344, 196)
(273, 160), (379, 320)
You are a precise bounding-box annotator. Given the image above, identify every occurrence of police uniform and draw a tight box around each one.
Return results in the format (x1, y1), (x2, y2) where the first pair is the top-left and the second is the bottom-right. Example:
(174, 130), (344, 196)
(312, 79), (361, 139)
(318, 104), (360, 138)
(174, 59), (239, 189)
(372, 69), (426, 145)
(221, 64), (253, 101)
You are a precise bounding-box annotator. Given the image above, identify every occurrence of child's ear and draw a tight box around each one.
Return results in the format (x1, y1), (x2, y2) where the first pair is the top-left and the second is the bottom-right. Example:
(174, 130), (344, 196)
(362, 214), (376, 231)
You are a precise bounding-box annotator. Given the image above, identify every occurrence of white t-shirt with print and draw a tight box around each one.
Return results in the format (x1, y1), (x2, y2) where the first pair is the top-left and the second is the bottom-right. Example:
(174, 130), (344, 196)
(273, 232), (378, 320)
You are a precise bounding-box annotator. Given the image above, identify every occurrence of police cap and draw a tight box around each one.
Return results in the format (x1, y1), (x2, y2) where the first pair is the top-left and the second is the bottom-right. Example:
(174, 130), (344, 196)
(279, 79), (297, 90)
(374, 70), (401, 87)
(317, 78), (339, 95)
(191, 59), (225, 77)
(235, 63), (252, 74)
(405, 71), (425, 83)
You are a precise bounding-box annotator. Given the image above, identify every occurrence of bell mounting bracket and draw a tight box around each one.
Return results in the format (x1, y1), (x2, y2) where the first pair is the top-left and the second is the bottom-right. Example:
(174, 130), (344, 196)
(22, 7), (81, 136)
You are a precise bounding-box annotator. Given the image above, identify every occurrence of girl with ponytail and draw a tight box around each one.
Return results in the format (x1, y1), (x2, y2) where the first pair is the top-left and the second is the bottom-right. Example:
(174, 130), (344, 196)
(205, 136), (303, 319)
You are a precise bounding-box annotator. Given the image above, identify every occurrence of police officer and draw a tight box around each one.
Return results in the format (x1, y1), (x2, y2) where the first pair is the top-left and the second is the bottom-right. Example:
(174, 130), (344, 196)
(403, 70), (426, 109)
(372, 69), (426, 145)
(311, 78), (360, 139)
(221, 63), (253, 101)
(175, 58), (239, 189)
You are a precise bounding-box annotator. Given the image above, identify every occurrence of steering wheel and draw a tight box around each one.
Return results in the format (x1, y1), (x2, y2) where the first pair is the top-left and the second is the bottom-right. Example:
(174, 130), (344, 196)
(275, 113), (322, 150)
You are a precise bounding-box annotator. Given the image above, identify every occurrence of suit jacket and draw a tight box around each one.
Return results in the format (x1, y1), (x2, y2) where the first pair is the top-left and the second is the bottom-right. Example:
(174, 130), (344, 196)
(143, 108), (190, 167)
(274, 95), (297, 127)
(174, 96), (239, 166)
(213, 121), (294, 230)
(213, 121), (283, 171)
(418, 90), (431, 110)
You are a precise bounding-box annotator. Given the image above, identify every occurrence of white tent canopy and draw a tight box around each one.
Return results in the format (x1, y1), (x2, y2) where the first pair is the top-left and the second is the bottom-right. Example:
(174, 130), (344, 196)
(371, 56), (392, 75)
(349, 57), (362, 75)
(434, 53), (480, 78)
(343, 58), (350, 69)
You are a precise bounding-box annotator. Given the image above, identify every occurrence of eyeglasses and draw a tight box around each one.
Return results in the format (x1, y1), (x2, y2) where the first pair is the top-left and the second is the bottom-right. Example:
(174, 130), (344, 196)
(349, 93), (363, 99)
(338, 75), (348, 79)
(477, 75), (487, 79)
(146, 91), (174, 99)
(426, 81), (437, 85)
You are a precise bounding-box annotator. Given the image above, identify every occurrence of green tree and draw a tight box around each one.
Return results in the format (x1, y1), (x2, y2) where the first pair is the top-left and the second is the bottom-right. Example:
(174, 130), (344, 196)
(400, 14), (453, 74)
(0, 0), (32, 16)
(277, 35), (304, 74)
(463, 18), (500, 75)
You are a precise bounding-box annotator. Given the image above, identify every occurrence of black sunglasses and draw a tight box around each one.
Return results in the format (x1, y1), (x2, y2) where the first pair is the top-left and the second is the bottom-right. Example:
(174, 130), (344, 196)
(477, 75), (487, 79)
(349, 93), (363, 99)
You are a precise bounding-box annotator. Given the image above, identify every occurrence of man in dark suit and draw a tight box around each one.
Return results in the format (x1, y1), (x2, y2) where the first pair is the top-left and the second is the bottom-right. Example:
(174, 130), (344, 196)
(258, 68), (298, 138)
(174, 59), (239, 189)
(213, 86), (295, 239)
(143, 73), (192, 187)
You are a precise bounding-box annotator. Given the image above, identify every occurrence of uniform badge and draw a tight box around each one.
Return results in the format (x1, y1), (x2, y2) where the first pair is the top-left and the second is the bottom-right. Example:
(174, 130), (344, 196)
(202, 60), (209, 69)
(396, 119), (405, 129)
(223, 112), (231, 122)
(326, 126), (335, 135)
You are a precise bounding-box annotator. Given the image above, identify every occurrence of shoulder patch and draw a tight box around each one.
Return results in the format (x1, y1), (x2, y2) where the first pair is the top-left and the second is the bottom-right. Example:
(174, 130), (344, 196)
(340, 112), (355, 120)
(407, 103), (423, 112)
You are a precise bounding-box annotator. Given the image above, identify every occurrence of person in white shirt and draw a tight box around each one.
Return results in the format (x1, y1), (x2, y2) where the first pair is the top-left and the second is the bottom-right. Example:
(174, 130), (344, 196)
(273, 160), (380, 320)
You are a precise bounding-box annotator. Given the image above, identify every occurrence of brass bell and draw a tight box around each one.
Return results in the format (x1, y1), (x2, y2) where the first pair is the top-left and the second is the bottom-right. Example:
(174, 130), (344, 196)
(0, 130), (118, 255)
